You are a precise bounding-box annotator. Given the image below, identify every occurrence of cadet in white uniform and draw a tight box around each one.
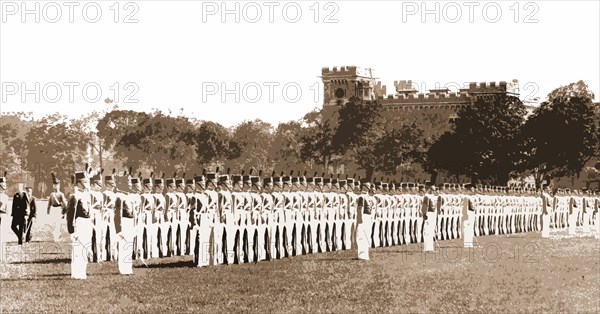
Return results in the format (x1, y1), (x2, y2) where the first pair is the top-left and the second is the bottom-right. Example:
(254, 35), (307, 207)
(140, 175), (157, 259)
(250, 174), (267, 261)
(114, 170), (136, 275)
(217, 173), (236, 264)
(164, 176), (178, 257)
(47, 172), (67, 242)
(66, 168), (94, 279)
(422, 183), (438, 252)
(314, 177), (326, 253)
(241, 173), (256, 262)
(204, 171), (221, 265)
(129, 173), (145, 263)
(191, 174), (211, 267)
(331, 178), (344, 251)
(541, 186), (553, 238)
(290, 175), (304, 256)
(174, 176), (189, 256)
(184, 177), (197, 258)
(271, 174), (286, 258)
(89, 170), (105, 262)
(261, 176), (276, 259)
(356, 180), (373, 260)
(345, 178), (358, 250)
(152, 175), (168, 258)
(0, 173), (9, 250)
(101, 170), (119, 261)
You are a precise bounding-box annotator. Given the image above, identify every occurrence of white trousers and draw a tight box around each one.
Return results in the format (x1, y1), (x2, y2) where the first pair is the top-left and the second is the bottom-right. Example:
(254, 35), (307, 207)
(423, 220), (435, 252)
(118, 218), (134, 275)
(357, 214), (372, 260)
(49, 207), (65, 242)
(568, 210), (578, 235)
(193, 213), (213, 267)
(71, 218), (94, 279)
(582, 212), (590, 233)
(541, 215), (550, 238)
(463, 220), (474, 248)
(178, 209), (189, 256)
(256, 215), (268, 261)
(595, 214), (600, 239)
(343, 218), (352, 250)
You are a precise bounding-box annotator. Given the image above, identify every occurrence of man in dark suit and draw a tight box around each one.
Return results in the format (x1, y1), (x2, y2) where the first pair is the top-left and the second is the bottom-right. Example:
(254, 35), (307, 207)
(11, 184), (37, 244)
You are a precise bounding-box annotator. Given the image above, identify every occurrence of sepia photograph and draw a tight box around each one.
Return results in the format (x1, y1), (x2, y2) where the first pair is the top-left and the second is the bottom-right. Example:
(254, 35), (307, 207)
(0, 1), (599, 313)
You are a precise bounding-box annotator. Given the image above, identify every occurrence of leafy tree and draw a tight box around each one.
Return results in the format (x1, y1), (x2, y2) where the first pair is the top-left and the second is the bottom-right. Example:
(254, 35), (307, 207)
(427, 94), (527, 185)
(229, 119), (273, 172)
(71, 111), (107, 170)
(335, 98), (427, 181)
(96, 110), (152, 164)
(373, 122), (428, 177)
(0, 114), (31, 174)
(97, 110), (198, 175)
(521, 81), (598, 186)
(333, 97), (384, 180)
(334, 97), (384, 150)
(25, 114), (88, 195)
(194, 121), (237, 169)
(269, 121), (305, 170)
(299, 107), (340, 171)
(130, 113), (197, 174)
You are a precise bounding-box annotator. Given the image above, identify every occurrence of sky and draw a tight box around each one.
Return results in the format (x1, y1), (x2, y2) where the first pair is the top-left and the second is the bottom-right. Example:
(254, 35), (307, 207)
(1, 0), (599, 127)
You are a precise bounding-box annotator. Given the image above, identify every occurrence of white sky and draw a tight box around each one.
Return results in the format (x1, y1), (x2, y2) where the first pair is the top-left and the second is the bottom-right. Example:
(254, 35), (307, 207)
(1, 0), (599, 127)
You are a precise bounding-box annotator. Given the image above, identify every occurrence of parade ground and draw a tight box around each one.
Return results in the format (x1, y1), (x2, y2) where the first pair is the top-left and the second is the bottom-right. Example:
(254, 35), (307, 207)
(1, 200), (599, 313)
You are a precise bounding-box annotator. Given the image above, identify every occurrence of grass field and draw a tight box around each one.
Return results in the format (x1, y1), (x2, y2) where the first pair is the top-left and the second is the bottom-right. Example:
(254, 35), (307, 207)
(1, 200), (599, 313)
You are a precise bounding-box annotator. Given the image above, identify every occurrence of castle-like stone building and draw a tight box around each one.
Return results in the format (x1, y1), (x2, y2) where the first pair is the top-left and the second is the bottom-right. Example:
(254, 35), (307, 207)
(321, 65), (521, 139)
(321, 66), (600, 188)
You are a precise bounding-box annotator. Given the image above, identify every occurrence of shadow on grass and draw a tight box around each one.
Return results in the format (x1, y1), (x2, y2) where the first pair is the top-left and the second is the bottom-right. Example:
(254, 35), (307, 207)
(139, 260), (195, 269)
(12, 258), (71, 265)
(0, 276), (67, 281)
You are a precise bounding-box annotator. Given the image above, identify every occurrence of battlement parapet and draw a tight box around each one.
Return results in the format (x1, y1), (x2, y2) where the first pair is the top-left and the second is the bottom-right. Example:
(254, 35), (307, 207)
(378, 90), (470, 103)
(321, 66), (374, 78)
(394, 80), (418, 93)
(467, 81), (508, 93)
(374, 81), (387, 96)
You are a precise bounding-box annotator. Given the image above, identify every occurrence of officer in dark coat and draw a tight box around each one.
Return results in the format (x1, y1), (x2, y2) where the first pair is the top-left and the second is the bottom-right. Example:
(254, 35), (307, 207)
(11, 184), (37, 244)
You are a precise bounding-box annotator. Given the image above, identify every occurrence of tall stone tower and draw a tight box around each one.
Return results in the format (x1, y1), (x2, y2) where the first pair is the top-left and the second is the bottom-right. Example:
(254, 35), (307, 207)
(321, 66), (380, 106)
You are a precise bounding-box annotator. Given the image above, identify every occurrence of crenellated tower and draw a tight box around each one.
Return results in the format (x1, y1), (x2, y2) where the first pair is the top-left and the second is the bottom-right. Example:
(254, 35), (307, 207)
(320, 66), (378, 106)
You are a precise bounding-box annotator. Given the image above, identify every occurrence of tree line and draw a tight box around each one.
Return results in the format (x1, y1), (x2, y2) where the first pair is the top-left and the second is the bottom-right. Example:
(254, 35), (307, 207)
(1, 80), (598, 196)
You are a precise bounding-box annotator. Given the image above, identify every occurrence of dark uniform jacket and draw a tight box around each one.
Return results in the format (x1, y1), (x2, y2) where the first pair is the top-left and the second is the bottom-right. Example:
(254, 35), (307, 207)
(12, 192), (36, 222)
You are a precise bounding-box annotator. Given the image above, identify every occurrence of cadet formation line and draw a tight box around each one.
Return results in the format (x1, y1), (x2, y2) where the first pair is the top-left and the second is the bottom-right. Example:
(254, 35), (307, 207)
(0, 167), (599, 280)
